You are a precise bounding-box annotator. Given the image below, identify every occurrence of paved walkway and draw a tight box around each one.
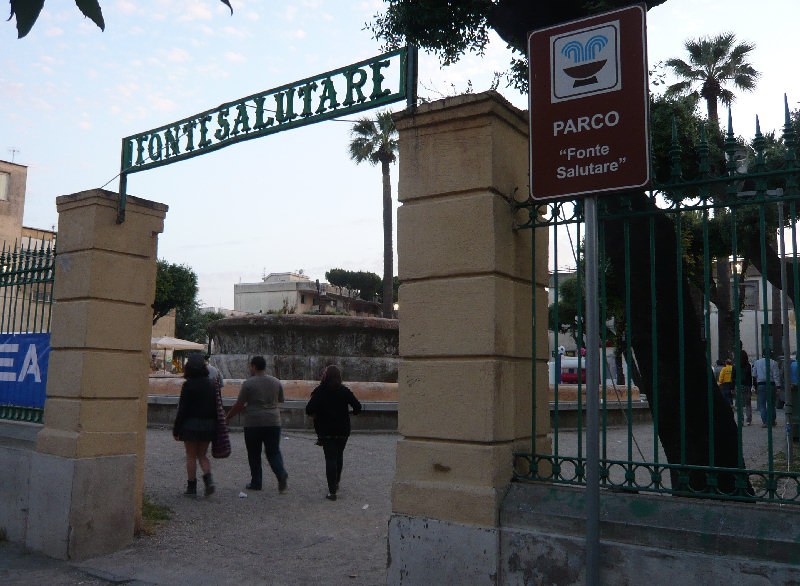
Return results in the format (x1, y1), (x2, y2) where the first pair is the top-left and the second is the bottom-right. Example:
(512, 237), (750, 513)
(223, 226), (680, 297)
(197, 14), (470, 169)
(1, 410), (794, 585)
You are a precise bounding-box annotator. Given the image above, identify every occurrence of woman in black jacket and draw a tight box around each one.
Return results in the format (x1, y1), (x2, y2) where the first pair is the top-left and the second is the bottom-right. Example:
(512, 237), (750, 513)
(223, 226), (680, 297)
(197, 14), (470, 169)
(173, 354), (218, 497)
(305, 365), (362, 500)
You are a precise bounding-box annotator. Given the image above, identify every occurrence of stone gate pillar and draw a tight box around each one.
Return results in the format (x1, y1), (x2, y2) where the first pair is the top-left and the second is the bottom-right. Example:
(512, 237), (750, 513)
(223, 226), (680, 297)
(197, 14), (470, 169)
(28, 189), (167, 559)
(388, 92), (549, 584)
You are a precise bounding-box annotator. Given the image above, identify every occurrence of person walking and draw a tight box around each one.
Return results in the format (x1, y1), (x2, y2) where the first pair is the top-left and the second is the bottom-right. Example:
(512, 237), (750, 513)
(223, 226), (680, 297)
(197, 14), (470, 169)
(718, 358), (734, 406)
(752, 353), (782, 428)
(173, 354), (217, 497)
(305, 365), (362, 501)
(225, 356), (288, 493)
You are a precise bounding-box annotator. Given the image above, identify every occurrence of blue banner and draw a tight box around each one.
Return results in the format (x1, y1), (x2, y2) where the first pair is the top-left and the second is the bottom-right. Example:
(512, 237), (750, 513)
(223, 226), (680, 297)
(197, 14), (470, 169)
(0, 333), (50, 408)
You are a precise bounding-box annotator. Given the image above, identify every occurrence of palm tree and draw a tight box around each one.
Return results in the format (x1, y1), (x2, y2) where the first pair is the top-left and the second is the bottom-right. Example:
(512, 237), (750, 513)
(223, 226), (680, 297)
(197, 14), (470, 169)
(348, 110), (398, 318)
(665, 32), (760, 123)
(665, 33), (760, 362)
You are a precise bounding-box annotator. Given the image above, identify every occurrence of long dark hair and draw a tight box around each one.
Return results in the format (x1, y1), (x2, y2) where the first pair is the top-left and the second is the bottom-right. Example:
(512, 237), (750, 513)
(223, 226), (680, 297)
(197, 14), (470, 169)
(321, 364), (342, 387)
(184, 354), (209, 379)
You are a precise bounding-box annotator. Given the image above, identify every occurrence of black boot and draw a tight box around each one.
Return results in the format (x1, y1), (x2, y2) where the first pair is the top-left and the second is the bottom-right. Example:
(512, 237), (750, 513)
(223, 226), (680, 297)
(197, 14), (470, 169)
(202, 472), (215, 497)
(184, 479), (197, 497)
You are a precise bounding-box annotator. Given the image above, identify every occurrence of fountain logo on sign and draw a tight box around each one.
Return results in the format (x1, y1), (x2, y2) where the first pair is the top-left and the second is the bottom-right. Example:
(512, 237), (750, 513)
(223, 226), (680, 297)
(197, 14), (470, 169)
(551, 21), (620, 102)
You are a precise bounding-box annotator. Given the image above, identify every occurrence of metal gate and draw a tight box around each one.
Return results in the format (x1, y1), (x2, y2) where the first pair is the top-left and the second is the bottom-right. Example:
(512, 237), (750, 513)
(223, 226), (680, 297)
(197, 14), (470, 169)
(514, 104), (800, 505)
(0, 238), (55, 423)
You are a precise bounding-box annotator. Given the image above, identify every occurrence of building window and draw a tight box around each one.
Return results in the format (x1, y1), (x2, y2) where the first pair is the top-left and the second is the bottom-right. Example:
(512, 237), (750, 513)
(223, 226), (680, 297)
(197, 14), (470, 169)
(301, 294), (305, 304)
(0, 172), (8, 201)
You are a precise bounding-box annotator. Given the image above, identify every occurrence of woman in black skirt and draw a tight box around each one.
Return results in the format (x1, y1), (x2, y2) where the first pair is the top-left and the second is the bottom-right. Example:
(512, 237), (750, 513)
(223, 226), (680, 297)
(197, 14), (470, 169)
(306, 365), (362, 501)
(173, 354), (217, 497)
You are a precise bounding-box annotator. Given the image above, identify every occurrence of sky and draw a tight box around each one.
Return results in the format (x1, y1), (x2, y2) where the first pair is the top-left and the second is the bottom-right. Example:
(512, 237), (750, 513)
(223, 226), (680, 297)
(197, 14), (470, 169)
(1, 0), (798, 307)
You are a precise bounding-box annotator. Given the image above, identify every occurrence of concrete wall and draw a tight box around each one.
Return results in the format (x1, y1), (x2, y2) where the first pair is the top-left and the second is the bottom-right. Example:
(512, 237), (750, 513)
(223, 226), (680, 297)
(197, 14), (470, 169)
(0, 190), (167, 560)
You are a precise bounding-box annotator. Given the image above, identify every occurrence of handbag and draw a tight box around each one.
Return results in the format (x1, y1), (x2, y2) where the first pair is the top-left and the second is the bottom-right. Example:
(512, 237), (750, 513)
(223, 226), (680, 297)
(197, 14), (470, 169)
(211, 380), (231, 459)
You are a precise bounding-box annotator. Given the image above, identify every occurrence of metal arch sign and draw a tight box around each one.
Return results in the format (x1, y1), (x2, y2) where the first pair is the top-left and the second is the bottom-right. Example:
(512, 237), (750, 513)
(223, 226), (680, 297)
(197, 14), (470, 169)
(117, 47), (417, 221)
(528, 4), (650, 201)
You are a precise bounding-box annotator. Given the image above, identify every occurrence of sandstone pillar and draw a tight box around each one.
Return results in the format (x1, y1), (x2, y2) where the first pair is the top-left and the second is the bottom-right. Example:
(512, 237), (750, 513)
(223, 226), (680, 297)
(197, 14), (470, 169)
(387, 92), (549, 584)
(28, 189), (167, 559)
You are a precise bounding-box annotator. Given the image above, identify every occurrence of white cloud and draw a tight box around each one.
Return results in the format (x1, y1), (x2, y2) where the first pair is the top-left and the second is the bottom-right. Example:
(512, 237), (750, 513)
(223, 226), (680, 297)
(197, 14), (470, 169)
(131, 59), (143, 67)
(45, 27), (63, 38)
(322, 13), (333, 21)
(289, 29), (307, 40)
(246, 11), (260, 21)
(148, 94), (177, 112)
(165, 48), (191, 63)
(225, 52), (247, 63)
(285, 6), (298, 21)
(195, 63), (231, 80)
(222, 26), (249, 39)
(40, 55), (56, 65)
(179, 2), (213, 21)
(115, 0), (137, 15)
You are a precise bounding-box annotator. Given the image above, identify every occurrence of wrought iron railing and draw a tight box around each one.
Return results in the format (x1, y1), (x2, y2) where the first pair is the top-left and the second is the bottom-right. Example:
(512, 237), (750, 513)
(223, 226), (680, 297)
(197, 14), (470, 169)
(0, 238), (55, 424)
(514, 100), (800, 504)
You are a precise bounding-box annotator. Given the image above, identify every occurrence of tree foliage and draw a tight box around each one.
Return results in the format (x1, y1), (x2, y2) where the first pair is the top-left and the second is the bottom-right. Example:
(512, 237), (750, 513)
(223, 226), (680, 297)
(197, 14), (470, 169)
(368, 0), (667, 91)
(664, 33), (760, 122)
(8, 0), (231, 38)
(153, 260), (198, 325)
(176, 303), (225, 344)
(325, 268), (383, 301)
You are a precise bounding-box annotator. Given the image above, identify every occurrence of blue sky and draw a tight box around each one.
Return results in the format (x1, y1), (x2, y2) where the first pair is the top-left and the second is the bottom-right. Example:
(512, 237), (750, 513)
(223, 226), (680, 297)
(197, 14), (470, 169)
(1, 0), (797, 306)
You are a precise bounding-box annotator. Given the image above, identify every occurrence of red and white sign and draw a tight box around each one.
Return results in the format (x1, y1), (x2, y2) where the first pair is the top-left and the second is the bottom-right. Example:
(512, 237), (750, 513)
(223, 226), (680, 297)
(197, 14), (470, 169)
(528, 4), (650, 201)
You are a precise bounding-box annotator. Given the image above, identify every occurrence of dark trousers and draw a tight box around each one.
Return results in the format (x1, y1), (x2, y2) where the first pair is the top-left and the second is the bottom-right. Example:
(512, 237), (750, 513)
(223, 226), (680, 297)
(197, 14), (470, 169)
(244, 426), (287, 488)
(321, 436), (348, 493)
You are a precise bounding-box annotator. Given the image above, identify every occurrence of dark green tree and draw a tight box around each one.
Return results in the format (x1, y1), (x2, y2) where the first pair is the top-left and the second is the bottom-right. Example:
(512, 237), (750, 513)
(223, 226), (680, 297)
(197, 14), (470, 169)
(325, 268), (383, 302)
(369, 0), (667, 91)
(8, 0), (231, 38)
(153, 260), (198, 325)
(176, 303), (225, 344)
(348, 111), (399, 317)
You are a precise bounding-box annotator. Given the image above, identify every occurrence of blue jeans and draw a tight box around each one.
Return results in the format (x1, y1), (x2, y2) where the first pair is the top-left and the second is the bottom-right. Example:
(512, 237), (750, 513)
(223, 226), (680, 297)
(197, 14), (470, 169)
(756, 384), (776, 425)
(244, 426), (287, 488)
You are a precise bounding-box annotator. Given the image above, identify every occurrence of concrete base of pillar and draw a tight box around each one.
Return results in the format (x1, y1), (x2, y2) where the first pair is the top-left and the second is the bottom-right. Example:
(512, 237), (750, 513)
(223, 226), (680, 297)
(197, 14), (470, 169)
(387, 514), (500, 585)
(26, 452), (136, 560)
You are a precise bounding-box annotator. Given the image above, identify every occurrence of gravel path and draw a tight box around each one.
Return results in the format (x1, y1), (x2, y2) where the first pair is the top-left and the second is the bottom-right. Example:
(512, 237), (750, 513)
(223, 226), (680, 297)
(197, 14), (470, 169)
(2, 428), (398, 586)
(1, 406), (796, 585)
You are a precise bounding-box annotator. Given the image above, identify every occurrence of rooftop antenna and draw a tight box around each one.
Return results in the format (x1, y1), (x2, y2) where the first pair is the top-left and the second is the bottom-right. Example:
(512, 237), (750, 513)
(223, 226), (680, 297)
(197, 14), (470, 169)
(8, 148), (20, 163)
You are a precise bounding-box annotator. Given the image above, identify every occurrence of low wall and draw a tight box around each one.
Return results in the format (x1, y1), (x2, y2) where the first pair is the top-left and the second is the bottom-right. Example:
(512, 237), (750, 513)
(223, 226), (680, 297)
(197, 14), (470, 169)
(388, 483), (800, 584)
(147, 396), (398, 431)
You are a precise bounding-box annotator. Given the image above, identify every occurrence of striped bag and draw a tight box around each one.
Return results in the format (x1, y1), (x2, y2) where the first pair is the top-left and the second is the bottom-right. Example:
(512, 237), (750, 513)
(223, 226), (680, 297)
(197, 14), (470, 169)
(211, 381), (231, 459)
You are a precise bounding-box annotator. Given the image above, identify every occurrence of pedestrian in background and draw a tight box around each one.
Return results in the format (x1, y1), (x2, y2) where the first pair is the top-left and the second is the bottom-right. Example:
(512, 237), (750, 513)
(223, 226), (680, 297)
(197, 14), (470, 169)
(306, 365), (362, 501)
(225, 356), (289, 493)
(752, 353), (782, 428)
(718, 358), (734, 406)
(173, 354), (217, 497)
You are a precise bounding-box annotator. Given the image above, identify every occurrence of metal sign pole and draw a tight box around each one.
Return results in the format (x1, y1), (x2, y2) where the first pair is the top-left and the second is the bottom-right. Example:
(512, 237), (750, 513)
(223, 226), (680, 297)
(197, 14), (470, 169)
(584, 195), (600, 585)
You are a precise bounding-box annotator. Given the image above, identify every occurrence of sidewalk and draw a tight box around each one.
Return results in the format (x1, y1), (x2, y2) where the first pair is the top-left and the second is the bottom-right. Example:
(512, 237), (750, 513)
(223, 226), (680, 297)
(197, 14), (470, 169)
(1, 428), (398, 586)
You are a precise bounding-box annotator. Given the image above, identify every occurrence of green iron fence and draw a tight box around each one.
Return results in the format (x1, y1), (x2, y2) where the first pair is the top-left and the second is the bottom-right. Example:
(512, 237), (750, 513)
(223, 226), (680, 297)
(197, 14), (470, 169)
(0, 238), (55, 424)
(514, 102), (800, 505)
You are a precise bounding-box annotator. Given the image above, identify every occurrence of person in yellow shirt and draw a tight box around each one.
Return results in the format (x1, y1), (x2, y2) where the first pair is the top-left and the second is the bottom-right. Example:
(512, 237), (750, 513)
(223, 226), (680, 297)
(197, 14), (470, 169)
(718, 358), (734, 406)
